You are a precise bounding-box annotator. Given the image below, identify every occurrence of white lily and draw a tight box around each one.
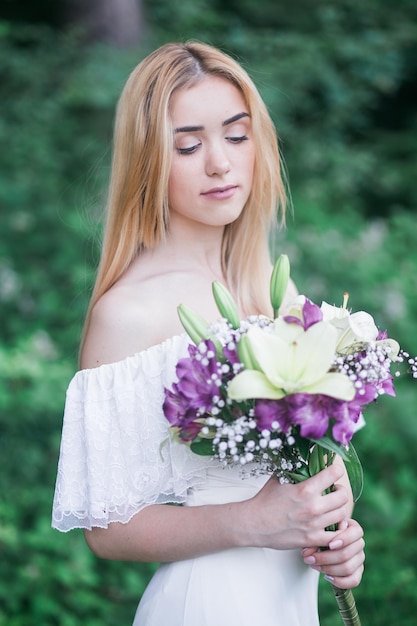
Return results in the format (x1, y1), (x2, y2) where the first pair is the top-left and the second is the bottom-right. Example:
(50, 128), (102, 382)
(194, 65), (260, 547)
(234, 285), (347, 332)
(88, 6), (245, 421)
(228, 320), (356, 402)
(320, 300), (400, 358)
(282, 294), (307, 321)
(321, 301), (378, 351)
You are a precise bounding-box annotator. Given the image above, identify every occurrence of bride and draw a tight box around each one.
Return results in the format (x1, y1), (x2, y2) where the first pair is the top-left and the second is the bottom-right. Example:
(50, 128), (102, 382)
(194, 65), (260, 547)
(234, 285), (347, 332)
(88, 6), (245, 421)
(52, 41), (365, 625)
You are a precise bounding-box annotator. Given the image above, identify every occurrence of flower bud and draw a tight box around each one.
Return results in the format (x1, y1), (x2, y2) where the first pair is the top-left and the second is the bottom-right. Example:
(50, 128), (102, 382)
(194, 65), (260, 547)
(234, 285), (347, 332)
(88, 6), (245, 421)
(237, 334), (259, 370)
(270, 254), (290, 317)
(177, 304), (224, 359)
(212, 281), (240, 329)
(177, 304), (210, 345)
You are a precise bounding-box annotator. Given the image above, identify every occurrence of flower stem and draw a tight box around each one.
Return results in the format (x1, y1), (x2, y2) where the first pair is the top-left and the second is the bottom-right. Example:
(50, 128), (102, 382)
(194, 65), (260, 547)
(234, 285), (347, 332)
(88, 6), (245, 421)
(313, 445), (361, 626)
(331, 585), (361, 626)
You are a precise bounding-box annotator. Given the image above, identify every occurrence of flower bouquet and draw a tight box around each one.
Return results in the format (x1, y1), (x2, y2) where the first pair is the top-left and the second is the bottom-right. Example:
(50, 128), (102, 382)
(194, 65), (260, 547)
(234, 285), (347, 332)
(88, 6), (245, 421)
(163, 254), (416, 626)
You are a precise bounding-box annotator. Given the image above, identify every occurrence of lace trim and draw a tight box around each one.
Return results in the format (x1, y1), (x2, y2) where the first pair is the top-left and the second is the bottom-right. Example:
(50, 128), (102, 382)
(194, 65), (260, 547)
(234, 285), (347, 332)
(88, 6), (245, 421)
(52, 334), (214, 532)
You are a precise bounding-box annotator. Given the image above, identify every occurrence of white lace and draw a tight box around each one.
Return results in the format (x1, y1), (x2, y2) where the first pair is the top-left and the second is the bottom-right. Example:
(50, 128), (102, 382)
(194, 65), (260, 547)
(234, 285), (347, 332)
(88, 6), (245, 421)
(52, 334), (214, 532)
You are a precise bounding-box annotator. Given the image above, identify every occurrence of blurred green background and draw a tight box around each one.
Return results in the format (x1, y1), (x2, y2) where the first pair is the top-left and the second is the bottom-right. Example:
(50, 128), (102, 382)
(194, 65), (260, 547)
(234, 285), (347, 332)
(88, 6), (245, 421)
(1, 1), (416, 624)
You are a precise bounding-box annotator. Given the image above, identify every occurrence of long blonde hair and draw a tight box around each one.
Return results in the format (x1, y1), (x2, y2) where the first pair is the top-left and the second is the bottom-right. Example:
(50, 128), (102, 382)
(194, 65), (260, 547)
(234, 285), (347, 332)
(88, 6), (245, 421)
(82, 41), (287, 342)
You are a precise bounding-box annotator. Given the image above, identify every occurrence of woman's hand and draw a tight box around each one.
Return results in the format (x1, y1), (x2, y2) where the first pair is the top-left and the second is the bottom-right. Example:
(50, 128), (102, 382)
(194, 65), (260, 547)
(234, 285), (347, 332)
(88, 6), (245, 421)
(302, 518), (365, 589)
(241, 463), (351, 551)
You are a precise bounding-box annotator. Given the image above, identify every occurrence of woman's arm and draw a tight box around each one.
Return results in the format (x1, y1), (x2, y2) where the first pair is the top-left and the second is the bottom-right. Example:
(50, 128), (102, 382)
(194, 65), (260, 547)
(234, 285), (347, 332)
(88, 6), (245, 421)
(84, 462), (351, 562)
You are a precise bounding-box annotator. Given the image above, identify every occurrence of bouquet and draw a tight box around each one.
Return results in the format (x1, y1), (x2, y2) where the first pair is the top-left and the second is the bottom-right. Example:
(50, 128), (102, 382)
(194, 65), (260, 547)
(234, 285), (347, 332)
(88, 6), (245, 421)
(163, 255), (416, 626)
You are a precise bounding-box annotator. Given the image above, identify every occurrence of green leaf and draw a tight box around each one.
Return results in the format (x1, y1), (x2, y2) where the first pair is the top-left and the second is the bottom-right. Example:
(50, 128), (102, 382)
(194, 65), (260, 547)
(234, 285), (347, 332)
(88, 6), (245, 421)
(311, 436), (350, 462)
(311, 438), (363, 502)
(308, 443), (322, 475)
(286, 470), (310, 483)
(343, 443), (364, 503)
(293, 432), (312, 461)
(190, 439), (214, 456)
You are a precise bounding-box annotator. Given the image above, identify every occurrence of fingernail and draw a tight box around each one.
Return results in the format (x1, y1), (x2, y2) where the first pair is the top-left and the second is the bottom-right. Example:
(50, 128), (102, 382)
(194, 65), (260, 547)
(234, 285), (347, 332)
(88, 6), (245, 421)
(304, 556), (316, 565)
(311, 565), (321, 572)
(329, 539), (343, 550)
(324, 575), (335, 583)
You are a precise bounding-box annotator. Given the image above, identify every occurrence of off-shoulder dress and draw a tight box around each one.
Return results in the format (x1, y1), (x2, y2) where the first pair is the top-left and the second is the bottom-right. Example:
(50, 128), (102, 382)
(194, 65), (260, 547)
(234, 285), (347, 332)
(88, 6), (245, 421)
(52, 334), (319, 625)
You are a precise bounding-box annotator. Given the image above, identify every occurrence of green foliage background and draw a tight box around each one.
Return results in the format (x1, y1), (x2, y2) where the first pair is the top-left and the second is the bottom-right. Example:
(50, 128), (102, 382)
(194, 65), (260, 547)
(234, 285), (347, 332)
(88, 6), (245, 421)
(1, 1), (416, 624)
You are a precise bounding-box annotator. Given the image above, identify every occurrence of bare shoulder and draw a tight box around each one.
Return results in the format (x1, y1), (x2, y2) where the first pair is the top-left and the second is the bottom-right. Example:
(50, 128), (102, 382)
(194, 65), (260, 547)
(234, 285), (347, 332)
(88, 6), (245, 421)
(80, 279), (184, 370)
(80, 263), (217, 369)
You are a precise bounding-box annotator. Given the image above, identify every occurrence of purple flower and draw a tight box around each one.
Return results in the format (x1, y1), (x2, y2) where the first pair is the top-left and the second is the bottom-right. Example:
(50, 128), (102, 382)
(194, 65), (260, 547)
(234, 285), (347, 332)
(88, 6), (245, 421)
(173, 341), (223, 412)
(255, 393), (332, 440)
(163, 340), (227, 441)
(223, 340), (240, 365)
(328, 399), (359, 446)
(380, 375), (396, 397)
(289, 393), (332, 439)
(163, 383), (203, 441)
(331, 384), (376, 445)
(163, 385), (189, 425)
(284, 298), (323, 330)
(331, 405), (357, 446)
(254, 398), (293, 432)
(254, 389), (374, 447)
(354, 382), (378, 406)
(302, 299), (324, 329)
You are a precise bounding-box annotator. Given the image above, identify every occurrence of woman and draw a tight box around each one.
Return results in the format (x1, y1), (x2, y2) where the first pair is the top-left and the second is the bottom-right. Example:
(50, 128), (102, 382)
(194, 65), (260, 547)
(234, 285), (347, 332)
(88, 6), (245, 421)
(52, 41), (365, 625)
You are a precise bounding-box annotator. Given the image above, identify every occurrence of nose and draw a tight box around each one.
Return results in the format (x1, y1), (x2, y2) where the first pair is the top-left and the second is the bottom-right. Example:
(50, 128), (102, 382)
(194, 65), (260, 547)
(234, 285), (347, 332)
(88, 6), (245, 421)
(205, 141), (230, 177)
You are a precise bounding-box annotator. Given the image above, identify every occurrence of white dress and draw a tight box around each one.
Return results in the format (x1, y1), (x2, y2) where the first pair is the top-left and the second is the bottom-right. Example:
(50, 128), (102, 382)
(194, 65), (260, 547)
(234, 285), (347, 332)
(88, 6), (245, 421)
(52, 334), (319, 626)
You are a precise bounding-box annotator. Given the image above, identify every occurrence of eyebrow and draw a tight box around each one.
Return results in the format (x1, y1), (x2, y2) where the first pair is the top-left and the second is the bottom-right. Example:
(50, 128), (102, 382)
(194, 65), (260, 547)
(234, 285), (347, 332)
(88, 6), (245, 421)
(174, 112), (250, 134)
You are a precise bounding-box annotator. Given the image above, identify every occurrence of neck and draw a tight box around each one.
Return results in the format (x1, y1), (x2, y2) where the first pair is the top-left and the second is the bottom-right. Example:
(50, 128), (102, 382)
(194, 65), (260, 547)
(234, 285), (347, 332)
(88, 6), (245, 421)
(158, 215), (226, 280)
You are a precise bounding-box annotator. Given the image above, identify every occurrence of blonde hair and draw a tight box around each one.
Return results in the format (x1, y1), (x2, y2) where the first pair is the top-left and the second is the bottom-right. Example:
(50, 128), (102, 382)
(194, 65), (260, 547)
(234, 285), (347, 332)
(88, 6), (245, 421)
(82, 41), (286, 342)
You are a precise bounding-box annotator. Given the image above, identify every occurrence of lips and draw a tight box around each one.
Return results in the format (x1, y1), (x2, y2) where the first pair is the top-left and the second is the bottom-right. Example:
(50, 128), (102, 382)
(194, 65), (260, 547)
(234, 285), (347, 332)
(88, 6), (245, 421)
(201, 185), (238, 200)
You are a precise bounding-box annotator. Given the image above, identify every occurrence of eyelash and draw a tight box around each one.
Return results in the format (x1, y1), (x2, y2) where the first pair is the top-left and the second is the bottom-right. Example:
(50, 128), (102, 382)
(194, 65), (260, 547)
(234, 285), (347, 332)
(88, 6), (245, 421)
(177, 144), (200, 155)
(177, 135), (249, 155)
(228, 135), (248, 144)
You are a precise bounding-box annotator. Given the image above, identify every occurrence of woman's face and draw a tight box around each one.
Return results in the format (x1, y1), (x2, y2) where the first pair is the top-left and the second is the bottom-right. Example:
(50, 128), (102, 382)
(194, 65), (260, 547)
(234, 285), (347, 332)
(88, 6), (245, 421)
(168, 75), (255, 231)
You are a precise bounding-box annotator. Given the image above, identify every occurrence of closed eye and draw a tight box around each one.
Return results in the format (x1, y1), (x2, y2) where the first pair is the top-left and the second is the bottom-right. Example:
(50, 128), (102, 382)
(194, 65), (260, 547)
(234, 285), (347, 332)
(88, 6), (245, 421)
(227, 135), (248, 144)
(177, 143), (201, 155)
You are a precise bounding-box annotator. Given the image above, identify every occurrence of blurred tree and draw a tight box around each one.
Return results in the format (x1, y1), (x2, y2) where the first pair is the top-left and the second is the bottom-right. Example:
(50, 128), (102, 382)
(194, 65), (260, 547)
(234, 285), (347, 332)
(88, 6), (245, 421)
(0, 0), (61, 26)
(63, 0), (146, 47)
(0, 0), (146, 46)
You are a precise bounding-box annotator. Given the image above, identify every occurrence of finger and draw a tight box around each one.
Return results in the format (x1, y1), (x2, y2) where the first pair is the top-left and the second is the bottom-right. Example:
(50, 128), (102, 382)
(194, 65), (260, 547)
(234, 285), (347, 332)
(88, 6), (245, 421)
(328, 519), (364, 551)
(311, 530), (364, 562)
(309, 536), (365, 569)
(298, 483), (349, 520)
(321, 554), (365, 589)
(306, 463), (345, 493)
(305, 536), (365, 570)
(303, 520), (364, 566)
(301, 547), (317, 559)
(302, 528), (343, 553)
(325, 569), (364, 590)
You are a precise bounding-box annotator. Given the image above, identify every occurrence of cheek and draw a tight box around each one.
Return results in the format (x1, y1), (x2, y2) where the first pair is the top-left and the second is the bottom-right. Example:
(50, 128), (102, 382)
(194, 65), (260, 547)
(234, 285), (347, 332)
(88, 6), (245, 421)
(168, 162), (193, 207)
(171, 155), (200, 184)
(240, 143), (255, 173)
(244, 151), (256, 187)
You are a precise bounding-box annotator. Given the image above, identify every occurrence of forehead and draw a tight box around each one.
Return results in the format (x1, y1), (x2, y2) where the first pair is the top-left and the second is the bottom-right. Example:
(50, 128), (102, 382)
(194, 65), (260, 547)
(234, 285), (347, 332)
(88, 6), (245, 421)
(169, 75), (248, 125)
